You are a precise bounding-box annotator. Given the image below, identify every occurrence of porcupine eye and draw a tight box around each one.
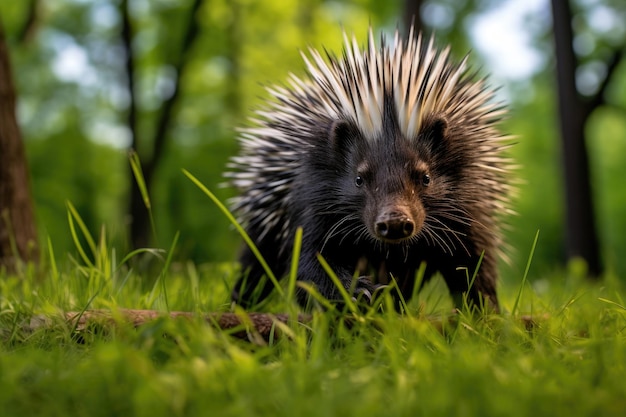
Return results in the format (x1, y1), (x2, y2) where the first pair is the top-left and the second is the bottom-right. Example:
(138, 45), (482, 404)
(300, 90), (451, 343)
(355, 161), (369, 188)
(411, 170), (431, 187)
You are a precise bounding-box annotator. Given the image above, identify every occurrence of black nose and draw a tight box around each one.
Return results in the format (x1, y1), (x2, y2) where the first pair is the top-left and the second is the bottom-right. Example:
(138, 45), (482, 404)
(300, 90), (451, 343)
(375, 211), (415, 242)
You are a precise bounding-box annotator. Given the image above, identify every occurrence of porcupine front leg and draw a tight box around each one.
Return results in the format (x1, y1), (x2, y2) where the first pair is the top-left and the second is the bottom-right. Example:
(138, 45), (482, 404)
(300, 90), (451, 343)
(294, 248), (379, 308)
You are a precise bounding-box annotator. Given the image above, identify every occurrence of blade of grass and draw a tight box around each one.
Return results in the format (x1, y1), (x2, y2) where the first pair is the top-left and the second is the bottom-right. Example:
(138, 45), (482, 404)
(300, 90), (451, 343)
(129, 150), (150, 209)
(46, 236), (59, 282)
(287, 227), (303, 305)
(186, 261), (201, 311)
(97, 225), (111, 277)
(129, 150), (158, 242)
(411, 261), (427, 303)
(455, 251), (484, 312)
(182, 169), (282, 296)
(512, 230), (540, 316)
(386, 275), (409, 316)
(316, 253), (357, 315)
(467, 251), (485, 295)
(66, 201), (95, 267)
(117, 248), (165, 268)
(296, 281), (335, 311)
(598, 297), (626, 311)
(69, 280), (109, 336)
(160, 231), (179, 311)
(149, 231), (179, 311)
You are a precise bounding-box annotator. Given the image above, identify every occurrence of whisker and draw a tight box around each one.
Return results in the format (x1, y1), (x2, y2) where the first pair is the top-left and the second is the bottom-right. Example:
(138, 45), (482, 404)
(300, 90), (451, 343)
(421, 223), (454, 255)
(320, 212), (362, 252)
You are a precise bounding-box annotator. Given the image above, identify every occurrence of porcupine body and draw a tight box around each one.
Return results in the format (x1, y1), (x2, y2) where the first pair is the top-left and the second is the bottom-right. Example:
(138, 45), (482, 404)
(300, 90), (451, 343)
(226, 27), (513, 312)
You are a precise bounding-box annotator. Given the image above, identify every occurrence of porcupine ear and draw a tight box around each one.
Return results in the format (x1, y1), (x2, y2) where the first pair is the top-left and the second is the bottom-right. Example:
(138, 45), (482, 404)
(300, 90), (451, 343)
(328, 119), (355, 155)
(421, 114), (449, 154)
(428, 114), (449, 141)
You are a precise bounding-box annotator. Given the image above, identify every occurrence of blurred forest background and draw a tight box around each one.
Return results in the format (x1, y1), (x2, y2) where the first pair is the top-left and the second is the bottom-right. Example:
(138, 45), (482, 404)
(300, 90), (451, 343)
(1, 0), (626, 284)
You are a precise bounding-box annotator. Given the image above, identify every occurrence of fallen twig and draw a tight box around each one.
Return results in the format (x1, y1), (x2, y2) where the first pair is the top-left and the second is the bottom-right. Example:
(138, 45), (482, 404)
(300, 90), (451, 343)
(27, 309), (545, 344)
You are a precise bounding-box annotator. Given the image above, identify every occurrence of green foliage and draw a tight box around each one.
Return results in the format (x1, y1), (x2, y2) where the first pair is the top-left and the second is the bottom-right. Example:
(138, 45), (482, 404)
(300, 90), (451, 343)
(5, 0), (398, 264)
(587, 105), (626, 277)
(500, 80), (566, 279)
(2, 244), (626, 416)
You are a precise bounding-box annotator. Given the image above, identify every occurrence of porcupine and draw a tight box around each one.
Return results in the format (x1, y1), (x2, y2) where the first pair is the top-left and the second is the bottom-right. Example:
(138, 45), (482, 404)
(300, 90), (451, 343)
(225, 26), (513, 312)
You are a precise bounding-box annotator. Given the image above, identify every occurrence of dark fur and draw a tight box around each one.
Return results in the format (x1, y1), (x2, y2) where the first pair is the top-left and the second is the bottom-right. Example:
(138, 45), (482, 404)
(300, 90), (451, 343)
(231, 96), (500, 311)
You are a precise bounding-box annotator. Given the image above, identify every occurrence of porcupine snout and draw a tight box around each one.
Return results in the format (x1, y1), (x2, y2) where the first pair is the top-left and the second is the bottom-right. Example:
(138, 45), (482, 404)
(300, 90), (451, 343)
(374, 207), (416, 242)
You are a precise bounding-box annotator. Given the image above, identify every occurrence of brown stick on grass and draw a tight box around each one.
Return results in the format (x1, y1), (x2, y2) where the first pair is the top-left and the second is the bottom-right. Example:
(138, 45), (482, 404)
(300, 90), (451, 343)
(27, 308), (545, 344)
(61, 309), (313, 343)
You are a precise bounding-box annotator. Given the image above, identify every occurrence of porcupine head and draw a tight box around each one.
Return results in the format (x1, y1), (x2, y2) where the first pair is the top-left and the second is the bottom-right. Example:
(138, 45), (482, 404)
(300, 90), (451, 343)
(228, 26), (512, 311)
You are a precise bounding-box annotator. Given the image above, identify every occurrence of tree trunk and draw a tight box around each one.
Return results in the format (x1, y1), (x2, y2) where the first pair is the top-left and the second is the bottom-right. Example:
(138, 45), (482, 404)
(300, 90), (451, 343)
(0, 22), (38, 271)
(550, 0), (601, 277)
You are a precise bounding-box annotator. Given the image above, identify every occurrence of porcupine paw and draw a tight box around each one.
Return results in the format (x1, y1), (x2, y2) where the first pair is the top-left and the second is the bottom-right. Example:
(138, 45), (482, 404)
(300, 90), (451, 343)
(350, 277), (388, 307)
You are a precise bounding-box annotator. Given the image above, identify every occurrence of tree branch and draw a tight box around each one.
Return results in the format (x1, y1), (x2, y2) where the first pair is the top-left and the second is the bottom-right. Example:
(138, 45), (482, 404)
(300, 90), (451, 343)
(585, 47), (624, 116)
(144, 0), (203, 180)
(16, 0), (40, 44)
(126, 0), (203, 248)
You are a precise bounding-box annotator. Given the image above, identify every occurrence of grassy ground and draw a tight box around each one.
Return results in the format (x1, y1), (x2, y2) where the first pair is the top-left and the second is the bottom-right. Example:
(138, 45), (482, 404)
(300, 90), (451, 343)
(2, 244), (626, 417)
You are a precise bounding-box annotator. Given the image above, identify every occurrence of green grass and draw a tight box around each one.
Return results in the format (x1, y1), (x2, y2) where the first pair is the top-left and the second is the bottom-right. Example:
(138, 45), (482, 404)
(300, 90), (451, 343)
(2, 241), (626, 417)
(1, 187), (625, 416)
